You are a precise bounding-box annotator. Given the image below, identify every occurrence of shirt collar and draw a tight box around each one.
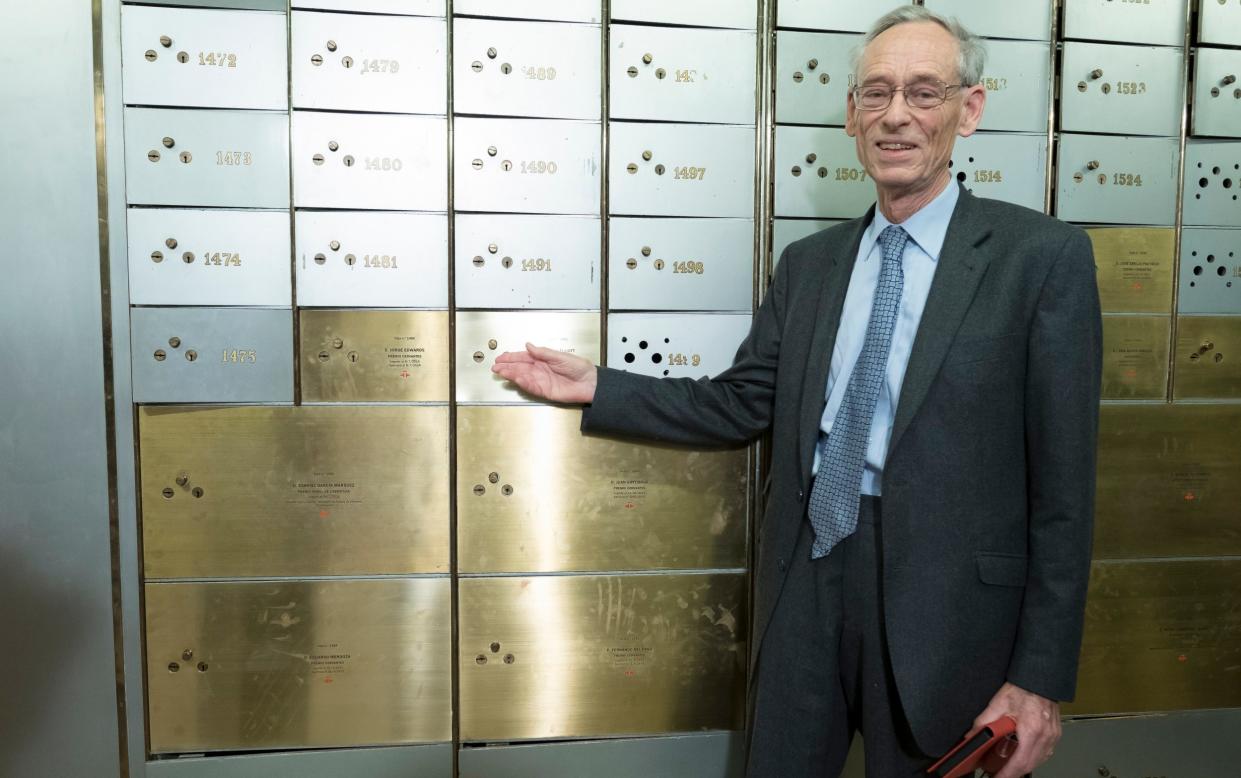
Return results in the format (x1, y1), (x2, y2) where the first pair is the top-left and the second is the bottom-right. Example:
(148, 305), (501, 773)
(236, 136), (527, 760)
(860, 181), (959, 263)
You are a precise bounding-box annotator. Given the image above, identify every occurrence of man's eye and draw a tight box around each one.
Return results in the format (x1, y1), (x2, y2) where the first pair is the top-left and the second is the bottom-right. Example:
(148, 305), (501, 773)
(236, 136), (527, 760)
(910, 87), (940, 100)
(861, 88), (889, 99)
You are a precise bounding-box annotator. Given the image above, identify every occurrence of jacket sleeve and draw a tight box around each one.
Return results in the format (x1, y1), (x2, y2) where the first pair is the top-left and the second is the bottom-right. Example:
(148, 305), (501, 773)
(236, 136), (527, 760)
(580, 246), (794, 446)
(1006, 227), (1102, 701)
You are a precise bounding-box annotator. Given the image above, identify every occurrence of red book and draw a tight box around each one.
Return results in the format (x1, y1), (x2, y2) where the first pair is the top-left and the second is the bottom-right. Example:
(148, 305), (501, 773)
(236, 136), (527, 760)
(926, 716), (1018, 778)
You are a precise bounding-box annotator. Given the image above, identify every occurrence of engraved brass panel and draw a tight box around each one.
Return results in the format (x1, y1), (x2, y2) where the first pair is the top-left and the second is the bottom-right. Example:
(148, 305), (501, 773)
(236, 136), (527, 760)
(1087, 227), (1175, 314)
(457, 406), (747, 573)
(1067, 560), (1241, 714)
(139, 405), (449, 577)
(1174, 316), (1241, 400)
(300, 310), (449, 403)
(459, 573), (747, 741)
(1101, 315), (1169, 400)
(456, 311), (600, 403)
(146, 578), (451, 752)
(1095, 404), (1241, 559)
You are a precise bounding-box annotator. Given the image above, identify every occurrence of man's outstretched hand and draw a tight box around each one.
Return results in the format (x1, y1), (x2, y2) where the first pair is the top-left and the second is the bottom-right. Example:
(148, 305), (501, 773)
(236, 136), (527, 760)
(492, 343), (598, 404)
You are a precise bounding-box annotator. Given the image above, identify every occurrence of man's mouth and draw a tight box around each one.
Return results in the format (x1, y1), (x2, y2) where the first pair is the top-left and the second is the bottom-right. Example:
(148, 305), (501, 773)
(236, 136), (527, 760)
(878, 142), (916, 150)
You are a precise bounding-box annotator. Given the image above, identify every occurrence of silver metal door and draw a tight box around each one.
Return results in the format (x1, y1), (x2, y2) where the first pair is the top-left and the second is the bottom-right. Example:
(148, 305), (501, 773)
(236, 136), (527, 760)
(976, 40), (1051, 133)
(454, 118), (601, 215)
(1063, 0), (1186, 47)
(774, 126), (872, 219)
(1179, 228), (1241, 315)
(607, 313), (753, 379)
(922, 0), (1051, 41)
(121, 5), (288, 110)
(127, 208), (291, 306)
(295, 211), (449, 308)
(609, 25), (757, 124)
(950, 132), (1048, 212)
(776, 0), (908, 33)
(124, 107), (290, 208)
(452, 0), (600, 23)
(774, 31), (858, 127)
(455, 311), (601, 402)
(1059, 42), (1184, 137)
(291, 112), (449, 210)
(291, 12), (447, 114)
(454, 214), (601, 309)
(130, 307), (294, 403)
(609, 123), (756, 217)
(1191, 48), (1241, 139)
(453, 19), (601, 121)
(1183, 141), (1241, 228)
(294, 0), (445, 15)
(610, 0), (756, 29)
(608, 217), (754, 312)
(1056, 134), (1180, 225)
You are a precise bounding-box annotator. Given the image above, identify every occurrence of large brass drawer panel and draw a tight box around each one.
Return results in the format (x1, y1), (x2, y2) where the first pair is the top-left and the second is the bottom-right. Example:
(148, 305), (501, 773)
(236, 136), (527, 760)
(457, 406), (748, 573)
(1101, 315), (1169, 400)
(458, 572), (747, 741)
(1067, 560), (1241, 715)
(146, 578), (452, 753)
(139, 405), (449, 578)
(1174, 316), (1241, 400)
(1095, 404), (1241, 559)
(1087, 227), (1175, 314)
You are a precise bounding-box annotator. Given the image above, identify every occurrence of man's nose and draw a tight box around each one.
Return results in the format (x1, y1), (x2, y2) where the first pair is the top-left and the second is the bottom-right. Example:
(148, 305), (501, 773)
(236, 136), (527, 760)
(879, 93), (913, 128)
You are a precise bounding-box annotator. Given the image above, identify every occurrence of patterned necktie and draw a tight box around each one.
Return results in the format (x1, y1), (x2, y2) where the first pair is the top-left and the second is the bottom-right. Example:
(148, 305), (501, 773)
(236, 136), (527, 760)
(807, 224), (909, 559)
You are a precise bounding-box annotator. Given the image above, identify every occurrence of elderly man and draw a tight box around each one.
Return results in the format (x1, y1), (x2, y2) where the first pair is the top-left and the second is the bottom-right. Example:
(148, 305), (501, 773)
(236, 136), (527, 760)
(494, 7), (1101, 777)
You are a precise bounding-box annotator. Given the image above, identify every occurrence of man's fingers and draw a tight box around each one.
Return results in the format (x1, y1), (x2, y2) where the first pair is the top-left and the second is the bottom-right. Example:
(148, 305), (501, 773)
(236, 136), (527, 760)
(493, 350), (536, 366)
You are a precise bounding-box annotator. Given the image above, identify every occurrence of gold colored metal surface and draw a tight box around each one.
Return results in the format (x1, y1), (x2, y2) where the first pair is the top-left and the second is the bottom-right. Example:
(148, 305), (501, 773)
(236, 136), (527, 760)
(146, 578), (452, 752)
(1173, 316), (1241, 400)
(457, 406), (748, 573)
(299, 309), (450, 403)
(139, 405), (449, 578)
(1087, 227), (1175, 313)
(1101, 315), (1169, 400)
(456, 311), (600, 402)
(1095, 404), (1241, 558)
(458, 573), (747, 741)
(1067, 560), (1241, 715)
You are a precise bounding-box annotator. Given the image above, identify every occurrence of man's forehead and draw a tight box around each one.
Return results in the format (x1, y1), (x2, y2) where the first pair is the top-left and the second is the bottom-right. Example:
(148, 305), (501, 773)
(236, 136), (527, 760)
(857, 23), (958, 77)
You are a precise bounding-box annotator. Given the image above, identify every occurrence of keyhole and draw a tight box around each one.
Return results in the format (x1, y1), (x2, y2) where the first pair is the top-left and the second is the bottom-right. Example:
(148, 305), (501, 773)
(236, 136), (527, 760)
(176, 51), (188, 64)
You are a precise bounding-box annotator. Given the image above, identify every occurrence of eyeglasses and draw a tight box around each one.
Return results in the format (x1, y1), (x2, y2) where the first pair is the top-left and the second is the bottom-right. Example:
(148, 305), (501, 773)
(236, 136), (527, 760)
(851, 80), (963, 111)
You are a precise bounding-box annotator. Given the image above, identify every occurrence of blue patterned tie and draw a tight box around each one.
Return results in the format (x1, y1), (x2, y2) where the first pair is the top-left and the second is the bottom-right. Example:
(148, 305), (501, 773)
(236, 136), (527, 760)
(807, 224), (908, 559)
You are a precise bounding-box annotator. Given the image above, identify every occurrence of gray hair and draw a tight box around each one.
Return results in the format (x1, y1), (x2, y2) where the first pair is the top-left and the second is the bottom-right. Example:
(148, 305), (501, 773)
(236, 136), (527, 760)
(851, 6), (987, 87)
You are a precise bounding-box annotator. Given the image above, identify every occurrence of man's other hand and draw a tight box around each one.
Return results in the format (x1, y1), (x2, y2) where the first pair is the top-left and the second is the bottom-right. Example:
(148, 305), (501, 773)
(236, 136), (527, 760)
(492, 343), (598, 404)
(971, 681), (1061, 777)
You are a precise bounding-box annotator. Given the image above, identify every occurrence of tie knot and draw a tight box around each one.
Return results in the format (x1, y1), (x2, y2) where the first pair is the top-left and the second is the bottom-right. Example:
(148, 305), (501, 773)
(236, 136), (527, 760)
(878, 225), (909, 257)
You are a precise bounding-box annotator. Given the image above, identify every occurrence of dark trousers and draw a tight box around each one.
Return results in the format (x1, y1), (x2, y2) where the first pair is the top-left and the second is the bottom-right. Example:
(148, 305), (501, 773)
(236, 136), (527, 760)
(746, 496), (932, 777)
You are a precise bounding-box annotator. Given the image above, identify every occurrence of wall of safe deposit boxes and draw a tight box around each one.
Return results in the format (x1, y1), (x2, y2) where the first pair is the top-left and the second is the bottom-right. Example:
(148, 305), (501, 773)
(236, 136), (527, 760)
(117, 0), (1240, 758)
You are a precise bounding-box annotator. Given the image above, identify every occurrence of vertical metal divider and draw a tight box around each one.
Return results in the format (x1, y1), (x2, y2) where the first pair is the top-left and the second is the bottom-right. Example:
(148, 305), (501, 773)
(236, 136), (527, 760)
(1045, 0), (1059, 213)
(92, 0), (130, 773)
(288, 2), (300, 407)
(1167, 0), (1194, 403)
(751, 0), (776, 729)
(446, 3), (460, 774)
(601, 0), (611, 365)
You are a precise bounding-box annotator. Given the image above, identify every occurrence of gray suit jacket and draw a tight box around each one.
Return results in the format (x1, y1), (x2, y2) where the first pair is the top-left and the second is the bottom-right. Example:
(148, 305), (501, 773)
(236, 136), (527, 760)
(581, 186), (1103, 755)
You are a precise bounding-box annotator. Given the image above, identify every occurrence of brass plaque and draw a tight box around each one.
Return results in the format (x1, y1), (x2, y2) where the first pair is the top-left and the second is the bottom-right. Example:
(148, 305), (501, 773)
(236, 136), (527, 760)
(146, 578), (452, 753)
(458, 406), (748, 573)
(459, 573), (747, 741)
(1067, 560), (1241, 715)
(1087, 227), (1174, 313)
(299, 309), (449, 403)
(1174, 316), (1241, 400)
(1096, 404), (1241, 558)
(456, 311), (600, 403)
(139, 405), (449, 578)
(1101, 315), (1169, 400)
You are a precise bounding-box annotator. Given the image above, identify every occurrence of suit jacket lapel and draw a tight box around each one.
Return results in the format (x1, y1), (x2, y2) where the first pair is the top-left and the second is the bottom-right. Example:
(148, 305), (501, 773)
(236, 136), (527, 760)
(797, 208), (872, 488)
(887, 187), (993, 461)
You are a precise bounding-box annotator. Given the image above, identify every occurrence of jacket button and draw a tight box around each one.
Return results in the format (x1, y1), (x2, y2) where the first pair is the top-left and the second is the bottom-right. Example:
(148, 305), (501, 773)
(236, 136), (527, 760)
(796, 489), (804, 501)
(777, 558), (787, 572)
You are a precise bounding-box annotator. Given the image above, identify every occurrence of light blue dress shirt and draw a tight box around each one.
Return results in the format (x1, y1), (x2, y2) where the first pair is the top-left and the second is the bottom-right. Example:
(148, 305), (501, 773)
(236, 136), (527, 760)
(811, 181), (959, 495)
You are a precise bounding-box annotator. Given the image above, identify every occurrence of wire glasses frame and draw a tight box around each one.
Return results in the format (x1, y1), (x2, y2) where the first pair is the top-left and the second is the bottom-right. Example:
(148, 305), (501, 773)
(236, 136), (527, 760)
(851, 80), (965, 111)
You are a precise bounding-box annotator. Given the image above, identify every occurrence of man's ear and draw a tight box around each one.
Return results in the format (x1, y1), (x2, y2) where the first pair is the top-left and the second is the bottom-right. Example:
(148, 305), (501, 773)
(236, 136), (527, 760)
(845, 90), (858, 137)
(957, 84), (986, 138)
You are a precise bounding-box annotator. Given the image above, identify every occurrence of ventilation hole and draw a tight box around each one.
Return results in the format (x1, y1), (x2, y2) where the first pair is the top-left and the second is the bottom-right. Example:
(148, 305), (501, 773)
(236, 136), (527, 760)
(957, 171), (967, 182)
(1193, 266), (1203, 275)
(1199, 177), (1209, 188)
(638, 340), (648, 349)
(1220, 266), (1228, 276)
(651, 353), (663, 364)
(624, 352), (635, 363)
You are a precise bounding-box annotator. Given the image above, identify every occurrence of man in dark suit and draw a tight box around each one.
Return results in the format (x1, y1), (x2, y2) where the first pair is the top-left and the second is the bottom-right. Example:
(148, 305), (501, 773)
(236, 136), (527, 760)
(493, 7), (1101, 777)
